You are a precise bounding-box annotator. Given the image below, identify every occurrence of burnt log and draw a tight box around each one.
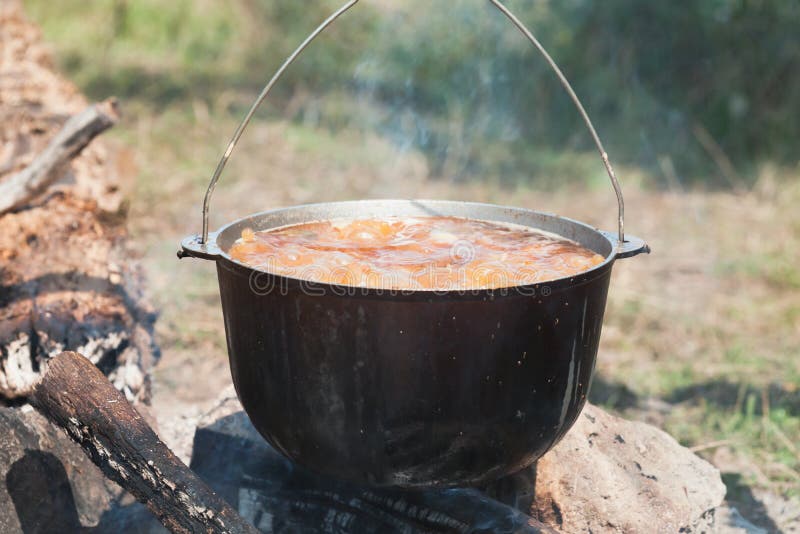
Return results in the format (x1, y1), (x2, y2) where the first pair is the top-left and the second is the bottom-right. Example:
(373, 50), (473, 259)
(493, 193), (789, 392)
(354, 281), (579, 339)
(0, 404), (127, 533)
(31, 351), (257, 534)
(0, 0), (157, 402)
(0, 399), (168, 532)
(0, 2), (160, 530)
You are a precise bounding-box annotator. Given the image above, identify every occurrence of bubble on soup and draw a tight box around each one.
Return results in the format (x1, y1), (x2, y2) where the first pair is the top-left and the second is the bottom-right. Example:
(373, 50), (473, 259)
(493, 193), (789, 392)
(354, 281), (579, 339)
(228, 216), (604, 290)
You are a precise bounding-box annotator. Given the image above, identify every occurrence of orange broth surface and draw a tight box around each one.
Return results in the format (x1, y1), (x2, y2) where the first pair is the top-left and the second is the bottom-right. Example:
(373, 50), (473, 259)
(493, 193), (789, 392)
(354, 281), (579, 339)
(228, 216), (605, 290)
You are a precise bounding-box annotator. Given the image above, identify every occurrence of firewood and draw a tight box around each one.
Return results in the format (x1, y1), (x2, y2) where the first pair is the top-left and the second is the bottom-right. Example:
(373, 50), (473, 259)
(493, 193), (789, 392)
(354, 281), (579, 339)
(31, 351), (258, 534)
(0, 100), (119, 215)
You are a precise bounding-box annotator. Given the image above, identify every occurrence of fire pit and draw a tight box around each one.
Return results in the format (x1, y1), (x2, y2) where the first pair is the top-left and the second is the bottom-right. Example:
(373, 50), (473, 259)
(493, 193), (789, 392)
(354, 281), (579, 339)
(179, 0), (648, 488)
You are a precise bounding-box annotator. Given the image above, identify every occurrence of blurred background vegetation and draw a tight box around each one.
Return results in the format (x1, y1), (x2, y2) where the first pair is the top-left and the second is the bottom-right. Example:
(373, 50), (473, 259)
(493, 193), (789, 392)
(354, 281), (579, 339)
(26, 0), (800, 188)
(24, 0), (800, 528)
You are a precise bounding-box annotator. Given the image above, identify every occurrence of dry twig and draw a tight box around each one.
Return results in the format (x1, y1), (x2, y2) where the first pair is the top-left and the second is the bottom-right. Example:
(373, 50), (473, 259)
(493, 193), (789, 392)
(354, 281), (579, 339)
(0, 100), (119, 215)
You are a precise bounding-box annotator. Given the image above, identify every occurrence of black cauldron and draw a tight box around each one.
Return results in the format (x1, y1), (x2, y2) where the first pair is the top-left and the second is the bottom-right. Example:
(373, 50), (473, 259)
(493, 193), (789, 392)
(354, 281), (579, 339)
(180, 200), (648, 487)
(179, 0), (649, 488)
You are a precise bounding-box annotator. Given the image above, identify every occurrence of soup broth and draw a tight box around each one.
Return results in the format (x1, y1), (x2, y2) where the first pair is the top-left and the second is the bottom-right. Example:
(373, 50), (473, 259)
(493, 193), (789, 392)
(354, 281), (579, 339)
(228, 216), (604, 290)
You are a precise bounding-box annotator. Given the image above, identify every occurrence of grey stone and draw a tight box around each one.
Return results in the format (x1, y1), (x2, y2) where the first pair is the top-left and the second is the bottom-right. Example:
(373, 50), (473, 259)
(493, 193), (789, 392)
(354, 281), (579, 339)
(531, 404), (727, 533)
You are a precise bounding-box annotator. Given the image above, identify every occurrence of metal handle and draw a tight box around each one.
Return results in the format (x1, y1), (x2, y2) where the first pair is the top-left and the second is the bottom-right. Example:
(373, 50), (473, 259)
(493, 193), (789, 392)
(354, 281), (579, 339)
(200, 0), (626, 246)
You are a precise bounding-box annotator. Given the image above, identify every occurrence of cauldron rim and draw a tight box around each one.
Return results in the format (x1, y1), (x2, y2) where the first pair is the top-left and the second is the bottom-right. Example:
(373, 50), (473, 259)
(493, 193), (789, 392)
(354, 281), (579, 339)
(183, 198), (628, 297)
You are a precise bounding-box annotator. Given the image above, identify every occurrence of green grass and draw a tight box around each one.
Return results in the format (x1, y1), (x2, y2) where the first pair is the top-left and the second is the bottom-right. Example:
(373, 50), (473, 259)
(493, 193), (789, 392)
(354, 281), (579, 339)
(26, 0), (244, 103)
(664, 386), (800, 497)
(716, 253), (800, 291)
